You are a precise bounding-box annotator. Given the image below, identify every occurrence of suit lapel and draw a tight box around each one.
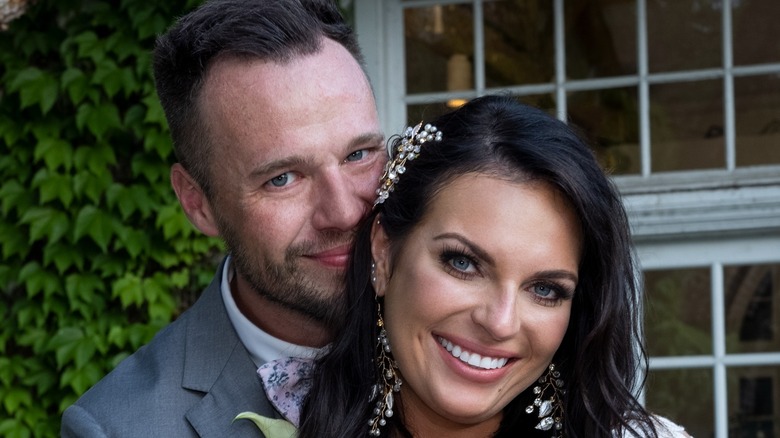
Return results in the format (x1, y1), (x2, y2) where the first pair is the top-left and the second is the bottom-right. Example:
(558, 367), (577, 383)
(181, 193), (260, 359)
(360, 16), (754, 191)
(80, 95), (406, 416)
(181, 267), (278, 437)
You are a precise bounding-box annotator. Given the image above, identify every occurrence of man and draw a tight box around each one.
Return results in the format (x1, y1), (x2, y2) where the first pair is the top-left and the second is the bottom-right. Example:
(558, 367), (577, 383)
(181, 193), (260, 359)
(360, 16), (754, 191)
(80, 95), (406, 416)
(61, 0), (385, 436)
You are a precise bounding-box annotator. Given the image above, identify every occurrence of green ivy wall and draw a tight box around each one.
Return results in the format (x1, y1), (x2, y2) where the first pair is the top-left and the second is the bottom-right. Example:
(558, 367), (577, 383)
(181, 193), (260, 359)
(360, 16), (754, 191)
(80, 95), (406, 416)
(0, 1), (224, 437)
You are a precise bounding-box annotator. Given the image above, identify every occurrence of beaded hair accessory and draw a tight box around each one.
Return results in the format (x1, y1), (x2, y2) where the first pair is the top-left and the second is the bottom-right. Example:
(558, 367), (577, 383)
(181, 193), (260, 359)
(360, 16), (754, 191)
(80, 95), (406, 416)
(374, 122), (443, 207)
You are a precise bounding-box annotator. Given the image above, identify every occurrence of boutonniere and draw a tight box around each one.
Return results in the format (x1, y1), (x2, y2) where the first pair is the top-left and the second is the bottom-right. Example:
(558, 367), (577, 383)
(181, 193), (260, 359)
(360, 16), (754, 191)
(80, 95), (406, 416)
(234, 412), (297, 438)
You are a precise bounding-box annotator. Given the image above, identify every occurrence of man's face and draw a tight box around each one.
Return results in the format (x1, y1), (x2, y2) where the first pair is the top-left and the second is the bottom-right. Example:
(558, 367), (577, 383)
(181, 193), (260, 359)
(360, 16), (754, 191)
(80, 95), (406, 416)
(197, 39), (384, 325)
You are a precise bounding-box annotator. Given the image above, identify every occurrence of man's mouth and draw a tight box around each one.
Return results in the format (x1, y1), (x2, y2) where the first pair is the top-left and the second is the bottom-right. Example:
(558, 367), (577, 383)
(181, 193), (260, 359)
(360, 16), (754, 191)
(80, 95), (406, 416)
(305, 244), (352, 268)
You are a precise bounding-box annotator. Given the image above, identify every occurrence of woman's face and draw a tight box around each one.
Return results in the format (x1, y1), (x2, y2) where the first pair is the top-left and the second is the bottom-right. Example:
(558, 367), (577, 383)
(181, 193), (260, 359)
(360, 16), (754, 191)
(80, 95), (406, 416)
(372, 173), (581, 434)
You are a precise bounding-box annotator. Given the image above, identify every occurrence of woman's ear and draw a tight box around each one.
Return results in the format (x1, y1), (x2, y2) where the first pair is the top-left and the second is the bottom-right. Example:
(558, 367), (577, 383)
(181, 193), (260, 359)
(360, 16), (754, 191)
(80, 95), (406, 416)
(370, 217), (391, 297)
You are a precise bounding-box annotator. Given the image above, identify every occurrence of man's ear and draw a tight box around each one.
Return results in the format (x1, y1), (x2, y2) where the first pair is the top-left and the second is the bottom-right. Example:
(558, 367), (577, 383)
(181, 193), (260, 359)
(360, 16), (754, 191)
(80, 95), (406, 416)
(170, 163), (220, 237)
(370, 217), (392, 297)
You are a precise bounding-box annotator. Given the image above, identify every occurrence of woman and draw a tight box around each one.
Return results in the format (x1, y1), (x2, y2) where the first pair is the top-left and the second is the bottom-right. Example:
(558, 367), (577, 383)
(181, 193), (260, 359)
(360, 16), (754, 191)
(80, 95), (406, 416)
(250, 95), (687, 437)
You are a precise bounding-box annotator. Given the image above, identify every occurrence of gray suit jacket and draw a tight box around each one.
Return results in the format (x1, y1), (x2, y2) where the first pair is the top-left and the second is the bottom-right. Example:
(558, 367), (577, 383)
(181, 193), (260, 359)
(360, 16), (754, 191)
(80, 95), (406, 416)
(61, 260), (275, 437)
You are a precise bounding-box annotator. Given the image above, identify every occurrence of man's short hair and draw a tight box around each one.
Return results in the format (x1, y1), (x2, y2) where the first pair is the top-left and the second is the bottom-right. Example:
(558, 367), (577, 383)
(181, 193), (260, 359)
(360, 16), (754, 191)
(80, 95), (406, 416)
(153, 0), (364, 196)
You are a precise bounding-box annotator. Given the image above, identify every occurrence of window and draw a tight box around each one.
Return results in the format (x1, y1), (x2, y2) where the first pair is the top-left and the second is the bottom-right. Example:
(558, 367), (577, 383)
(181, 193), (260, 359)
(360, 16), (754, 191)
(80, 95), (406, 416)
(355, 1), (780, 436)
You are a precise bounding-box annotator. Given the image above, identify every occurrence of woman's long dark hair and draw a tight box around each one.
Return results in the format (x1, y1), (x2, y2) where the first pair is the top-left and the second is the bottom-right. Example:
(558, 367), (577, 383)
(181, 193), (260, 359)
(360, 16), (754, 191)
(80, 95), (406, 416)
(298, 95), (657, 437)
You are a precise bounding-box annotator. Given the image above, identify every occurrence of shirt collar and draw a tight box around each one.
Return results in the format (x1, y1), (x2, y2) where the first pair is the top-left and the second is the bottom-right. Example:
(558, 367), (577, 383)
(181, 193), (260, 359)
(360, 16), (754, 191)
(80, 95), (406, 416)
(220, 255), (320, 366)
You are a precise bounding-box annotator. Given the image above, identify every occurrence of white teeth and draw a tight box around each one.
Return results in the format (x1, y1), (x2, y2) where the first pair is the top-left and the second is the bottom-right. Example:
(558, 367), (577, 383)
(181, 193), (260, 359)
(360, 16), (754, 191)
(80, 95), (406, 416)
(437, 337), (510, 370)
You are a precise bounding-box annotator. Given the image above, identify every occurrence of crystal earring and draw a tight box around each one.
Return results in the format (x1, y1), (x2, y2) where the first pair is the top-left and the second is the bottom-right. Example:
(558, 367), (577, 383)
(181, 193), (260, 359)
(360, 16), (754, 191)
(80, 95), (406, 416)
(367, 300), (401, 436)
(525, 363), (565, 436)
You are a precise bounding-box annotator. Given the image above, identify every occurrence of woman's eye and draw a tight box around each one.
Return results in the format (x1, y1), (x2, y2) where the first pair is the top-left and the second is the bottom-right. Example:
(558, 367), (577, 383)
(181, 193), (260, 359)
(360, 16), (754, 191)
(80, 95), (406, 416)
(448, 256), (474, 272)
(345, 149), (366, 162)
(268, 173), (293, 187)
(533, 283), (555, 298)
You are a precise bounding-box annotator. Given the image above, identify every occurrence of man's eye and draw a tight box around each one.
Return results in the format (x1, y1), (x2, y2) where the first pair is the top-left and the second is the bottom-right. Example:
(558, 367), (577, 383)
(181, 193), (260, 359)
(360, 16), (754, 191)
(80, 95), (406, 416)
(268, 173), (292, 187)
(345, 149), (366, 162)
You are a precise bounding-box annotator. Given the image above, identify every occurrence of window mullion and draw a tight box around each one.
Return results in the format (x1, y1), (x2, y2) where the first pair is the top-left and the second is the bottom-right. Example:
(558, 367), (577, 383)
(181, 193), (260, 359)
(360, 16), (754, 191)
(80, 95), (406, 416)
(711, 263), (728, 438)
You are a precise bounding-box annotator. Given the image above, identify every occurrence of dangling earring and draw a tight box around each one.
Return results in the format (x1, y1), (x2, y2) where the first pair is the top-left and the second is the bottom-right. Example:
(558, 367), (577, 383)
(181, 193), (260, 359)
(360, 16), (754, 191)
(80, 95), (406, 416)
(367, 300), (402, 436)
(525, 363), (565, 436)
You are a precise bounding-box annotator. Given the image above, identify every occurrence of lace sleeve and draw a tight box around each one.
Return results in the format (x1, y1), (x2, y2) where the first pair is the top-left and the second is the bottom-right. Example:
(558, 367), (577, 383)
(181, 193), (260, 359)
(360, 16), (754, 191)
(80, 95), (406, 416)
(652, 415), (689, 437)
(618, 415), (689, 437)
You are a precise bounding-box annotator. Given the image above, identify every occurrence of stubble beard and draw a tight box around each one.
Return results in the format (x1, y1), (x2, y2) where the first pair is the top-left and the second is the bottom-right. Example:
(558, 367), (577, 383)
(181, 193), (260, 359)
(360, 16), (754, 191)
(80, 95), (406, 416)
(220, 224), (350, 329)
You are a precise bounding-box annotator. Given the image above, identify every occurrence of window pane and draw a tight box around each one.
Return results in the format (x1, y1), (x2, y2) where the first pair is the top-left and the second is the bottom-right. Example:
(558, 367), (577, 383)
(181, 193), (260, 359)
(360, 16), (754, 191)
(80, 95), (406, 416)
(646, 368), (713, 438)
(646, 0), (721, 73)
(484, 0), (554, 87)
(728, 366), (780, 436)
(405, 5), (474, 94)
(732, 0), (780, 65)
(407, 102), (453, 126)
(566, 0), (637, 79)
(644, 268), (712, 356)
(407, 93), (555, 126)
(516, 93), (556, 113)
(649, 80), (725, 172)
(735, 74), (780, 167)
(725, 263), (780, 354)
(568, 87), (640, 175)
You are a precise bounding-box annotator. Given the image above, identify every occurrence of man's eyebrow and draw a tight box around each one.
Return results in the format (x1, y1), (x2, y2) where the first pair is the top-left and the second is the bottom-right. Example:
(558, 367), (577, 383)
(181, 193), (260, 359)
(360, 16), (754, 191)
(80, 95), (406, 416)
(247, 133), (383, 180)
(348, 132), (385, 149)
(249, 156), (311, 180)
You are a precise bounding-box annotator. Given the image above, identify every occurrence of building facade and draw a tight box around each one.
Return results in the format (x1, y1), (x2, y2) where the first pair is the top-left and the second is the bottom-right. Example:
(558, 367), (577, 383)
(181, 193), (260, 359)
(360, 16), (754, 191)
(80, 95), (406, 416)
(353, 1), (780, 436)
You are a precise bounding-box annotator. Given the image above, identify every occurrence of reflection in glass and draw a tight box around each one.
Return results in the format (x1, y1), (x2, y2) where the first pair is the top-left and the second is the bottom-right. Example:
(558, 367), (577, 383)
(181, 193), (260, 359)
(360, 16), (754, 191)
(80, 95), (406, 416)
(735, 75), (780, 167)
(732, 1), (780, 66)
(405, 5), (474, 94)
(649, 80), (724, 172)
(646, 368), (713, 438)
(568, 87), (640, 175)
(725, 264), (780, 354)
(646, 0), (721, 73)
(566, 0), (637, 79)
(727, 366), (780, 437)
(483, 0), (554, 87)
(644, 268), (712, 357)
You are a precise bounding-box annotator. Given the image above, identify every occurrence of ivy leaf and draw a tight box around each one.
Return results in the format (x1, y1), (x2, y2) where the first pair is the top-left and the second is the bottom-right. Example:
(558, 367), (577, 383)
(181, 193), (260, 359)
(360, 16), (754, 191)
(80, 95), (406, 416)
(2, 387), (33, 413)
(43, 242), (85, 274)
(19, 206), (70, 245)
(112, 274), (142, 308)
(74, 205), (115, 252)
(73, 169), (112, 204)
(61, 67), (90, 105)
(126, 184), (154, 219)
(7, 67), (42, 93)
(0, 180), (30, 216)
(75, 102), (122, 139)
(60, 362), (103, 395)
(92, 59), (125, 98)
(142, 93), (166, 126)
(115, 226), (150, 258)
(34, 171), (74, 207)
(87, 142), (118, 173)
(155, 204), (194, 240)
(50, 327), (84, 369)
(18, 262), (61, 299)
(65, 274), (103, 307)
(10, 67), (59, 114)
(35, 137), (74, 172)
(73, 31), (103, 63)
(144, 128), (173, 160)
